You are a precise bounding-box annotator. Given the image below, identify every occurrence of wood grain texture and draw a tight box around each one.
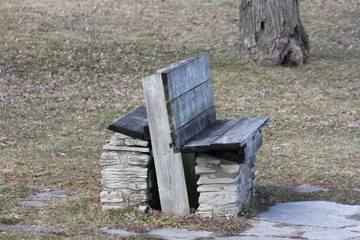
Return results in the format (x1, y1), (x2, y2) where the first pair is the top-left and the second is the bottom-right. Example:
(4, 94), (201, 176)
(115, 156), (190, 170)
(182, 119), (241, 153)
(181, 153), (199, 209)
(161, 53), (211, 101)
(207, 150), (244, 163)
(240, 132), (263, 163)
(108, 106), (149, 140)
(211, 117), (269, 150)
(167, 80), (215, 131)
(173, 107), (216, 151)
(142, 73), (190, 216)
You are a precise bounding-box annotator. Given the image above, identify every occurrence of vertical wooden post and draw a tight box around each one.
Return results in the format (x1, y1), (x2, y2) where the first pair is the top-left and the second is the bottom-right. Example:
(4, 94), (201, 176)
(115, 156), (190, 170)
(142, 74), (190, 216)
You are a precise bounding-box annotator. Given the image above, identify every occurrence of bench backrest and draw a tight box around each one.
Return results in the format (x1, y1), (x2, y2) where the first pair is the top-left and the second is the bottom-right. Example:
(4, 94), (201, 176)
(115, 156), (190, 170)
(142, 53), (216, 151)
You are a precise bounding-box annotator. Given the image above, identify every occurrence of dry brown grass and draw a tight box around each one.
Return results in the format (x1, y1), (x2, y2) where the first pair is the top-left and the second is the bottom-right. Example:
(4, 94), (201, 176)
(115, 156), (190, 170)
(0, 0), (359, 238)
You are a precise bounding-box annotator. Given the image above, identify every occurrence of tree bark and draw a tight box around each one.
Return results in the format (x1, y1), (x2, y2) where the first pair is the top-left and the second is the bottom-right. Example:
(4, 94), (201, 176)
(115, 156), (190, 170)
(239, 0), (309, 66)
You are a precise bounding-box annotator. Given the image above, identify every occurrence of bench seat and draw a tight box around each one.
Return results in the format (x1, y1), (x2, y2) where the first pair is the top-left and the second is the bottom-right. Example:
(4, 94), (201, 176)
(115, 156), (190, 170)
(182, 116), (269, 153)
(108, 106), (269, 154)
(108, 106), (149, 140)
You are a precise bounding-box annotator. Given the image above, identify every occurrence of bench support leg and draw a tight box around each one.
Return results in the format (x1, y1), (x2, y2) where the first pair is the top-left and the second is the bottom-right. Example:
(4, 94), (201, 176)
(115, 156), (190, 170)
(143, 74), (190, 216)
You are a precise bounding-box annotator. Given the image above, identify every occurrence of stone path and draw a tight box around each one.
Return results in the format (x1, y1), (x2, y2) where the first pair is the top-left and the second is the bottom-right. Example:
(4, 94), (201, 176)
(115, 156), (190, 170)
(232, 201), (360, 240)
(2, 184), (360, 239)
(99, 186), (360, 240)
(98, 201), (360, 240)
(5, 225), (63, 234)
(293, 184), (329, 193)
(1, 183), (72, 234)
(16, 184), (73, 208)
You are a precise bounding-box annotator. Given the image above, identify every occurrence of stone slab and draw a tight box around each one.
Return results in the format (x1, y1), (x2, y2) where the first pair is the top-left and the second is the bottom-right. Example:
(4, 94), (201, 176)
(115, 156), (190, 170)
(240, 220), (297, 237)
(27, 184), (53, 191)
(197, 173), (240, 185)
(0, 184), (9, 190)
(346, 225), (360, 232)
(149, 228), (214, 240)
(4, 213), (22, 219)
(100, 191), (124, 203)
(5, 225), (63, 233)
(302, 229), (360, 240)
(103, 144), (150, 153)
(293, 184), (328, 193)
(260, 201), (360, 227)
(18, 201), (49, 207)
(29, 189), (73, 201)
(102, 229), (138, 237)
(215, 237), (294, 240)
(124, 138), (148, 147)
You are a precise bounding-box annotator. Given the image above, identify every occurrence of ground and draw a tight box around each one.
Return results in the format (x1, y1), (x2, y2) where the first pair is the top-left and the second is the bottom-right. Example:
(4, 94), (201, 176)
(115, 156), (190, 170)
(0, 0), (359, 239)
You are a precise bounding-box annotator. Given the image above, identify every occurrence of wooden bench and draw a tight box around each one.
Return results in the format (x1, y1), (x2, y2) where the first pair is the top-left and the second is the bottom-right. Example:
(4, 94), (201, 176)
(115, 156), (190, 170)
(109, 53), (269, 215)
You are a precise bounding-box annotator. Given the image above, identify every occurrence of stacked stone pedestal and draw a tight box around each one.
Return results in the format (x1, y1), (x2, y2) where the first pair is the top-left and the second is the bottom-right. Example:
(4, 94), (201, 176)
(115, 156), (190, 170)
(195, 153), (257, 217)
(100, 132), (261, 216)
(100, 133), (155, 212)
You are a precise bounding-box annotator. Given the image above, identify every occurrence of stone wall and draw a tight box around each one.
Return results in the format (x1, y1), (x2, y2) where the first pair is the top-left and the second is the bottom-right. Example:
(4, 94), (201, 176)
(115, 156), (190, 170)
(100, 132), (260, 216)
(100, 133), (156, 212)
(195, 153), (257, 217)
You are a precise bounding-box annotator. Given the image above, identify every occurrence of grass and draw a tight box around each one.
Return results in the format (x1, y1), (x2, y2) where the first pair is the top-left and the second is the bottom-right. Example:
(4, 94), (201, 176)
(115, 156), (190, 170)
(0, 0), (359, 239)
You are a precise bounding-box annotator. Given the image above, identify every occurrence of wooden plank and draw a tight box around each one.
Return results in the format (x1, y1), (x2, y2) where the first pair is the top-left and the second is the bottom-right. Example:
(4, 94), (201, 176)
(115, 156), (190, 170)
(108, 106), (148, 140)
(181, 153), (199, 209)
(142, 73), (190, 216)
(211, 117), (269, 150)
(168, 80), (215, 131)
(172, 107), (216, 151)
(181, 119), (241, 153)
(143, 125), (151, 140)
(240, 132), (263, 163)
(161, 53), (211, 101)
(208, 150), (243, 163)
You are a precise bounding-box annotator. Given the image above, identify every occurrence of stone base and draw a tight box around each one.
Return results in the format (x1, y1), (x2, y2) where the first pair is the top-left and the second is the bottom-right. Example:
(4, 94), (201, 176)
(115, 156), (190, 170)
(100, 133), (156, 212)
(195, 153), (257, 217)
(101, 133), (260, 216)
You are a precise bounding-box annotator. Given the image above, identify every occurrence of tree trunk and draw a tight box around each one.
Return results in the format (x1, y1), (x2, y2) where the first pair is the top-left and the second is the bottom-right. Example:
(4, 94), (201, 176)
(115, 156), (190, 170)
(239, 0), (309, 66)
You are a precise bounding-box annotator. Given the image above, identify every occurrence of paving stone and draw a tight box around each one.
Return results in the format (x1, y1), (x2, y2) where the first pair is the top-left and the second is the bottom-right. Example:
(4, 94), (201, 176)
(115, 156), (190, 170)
(5, 225), (63, 233)
(28, 184), (53, 191)
(293, 184), (328, 193)
(0, 184), (9, 190)
(302, 229), (360, 240)
(18, 201), (49, 207)
(346, 225), (360, 232)
(216, 237), (294, 240)
(149, 228), (214, 240)
(260, 201), (360, 228)
(239, 220), (298, 237)
(29, 189), (73, 201)
(102, 229), (138, 237)
(4, 213), (22, 219)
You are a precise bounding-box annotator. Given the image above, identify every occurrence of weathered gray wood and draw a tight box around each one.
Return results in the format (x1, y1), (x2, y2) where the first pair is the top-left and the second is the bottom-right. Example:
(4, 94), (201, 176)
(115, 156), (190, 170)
(240, 131), (263, 163)
(108, 106), (149, 140)
(208, 150), (243, 163)
(161, 53), (211, 101)
(168, 80), (215, 131)
(211, 117), (269, 150)
(172, 107), (216, 151)
(182, 119), (241, 153)
(182, 153), (199, 209)
(142, 73), (190, 216)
